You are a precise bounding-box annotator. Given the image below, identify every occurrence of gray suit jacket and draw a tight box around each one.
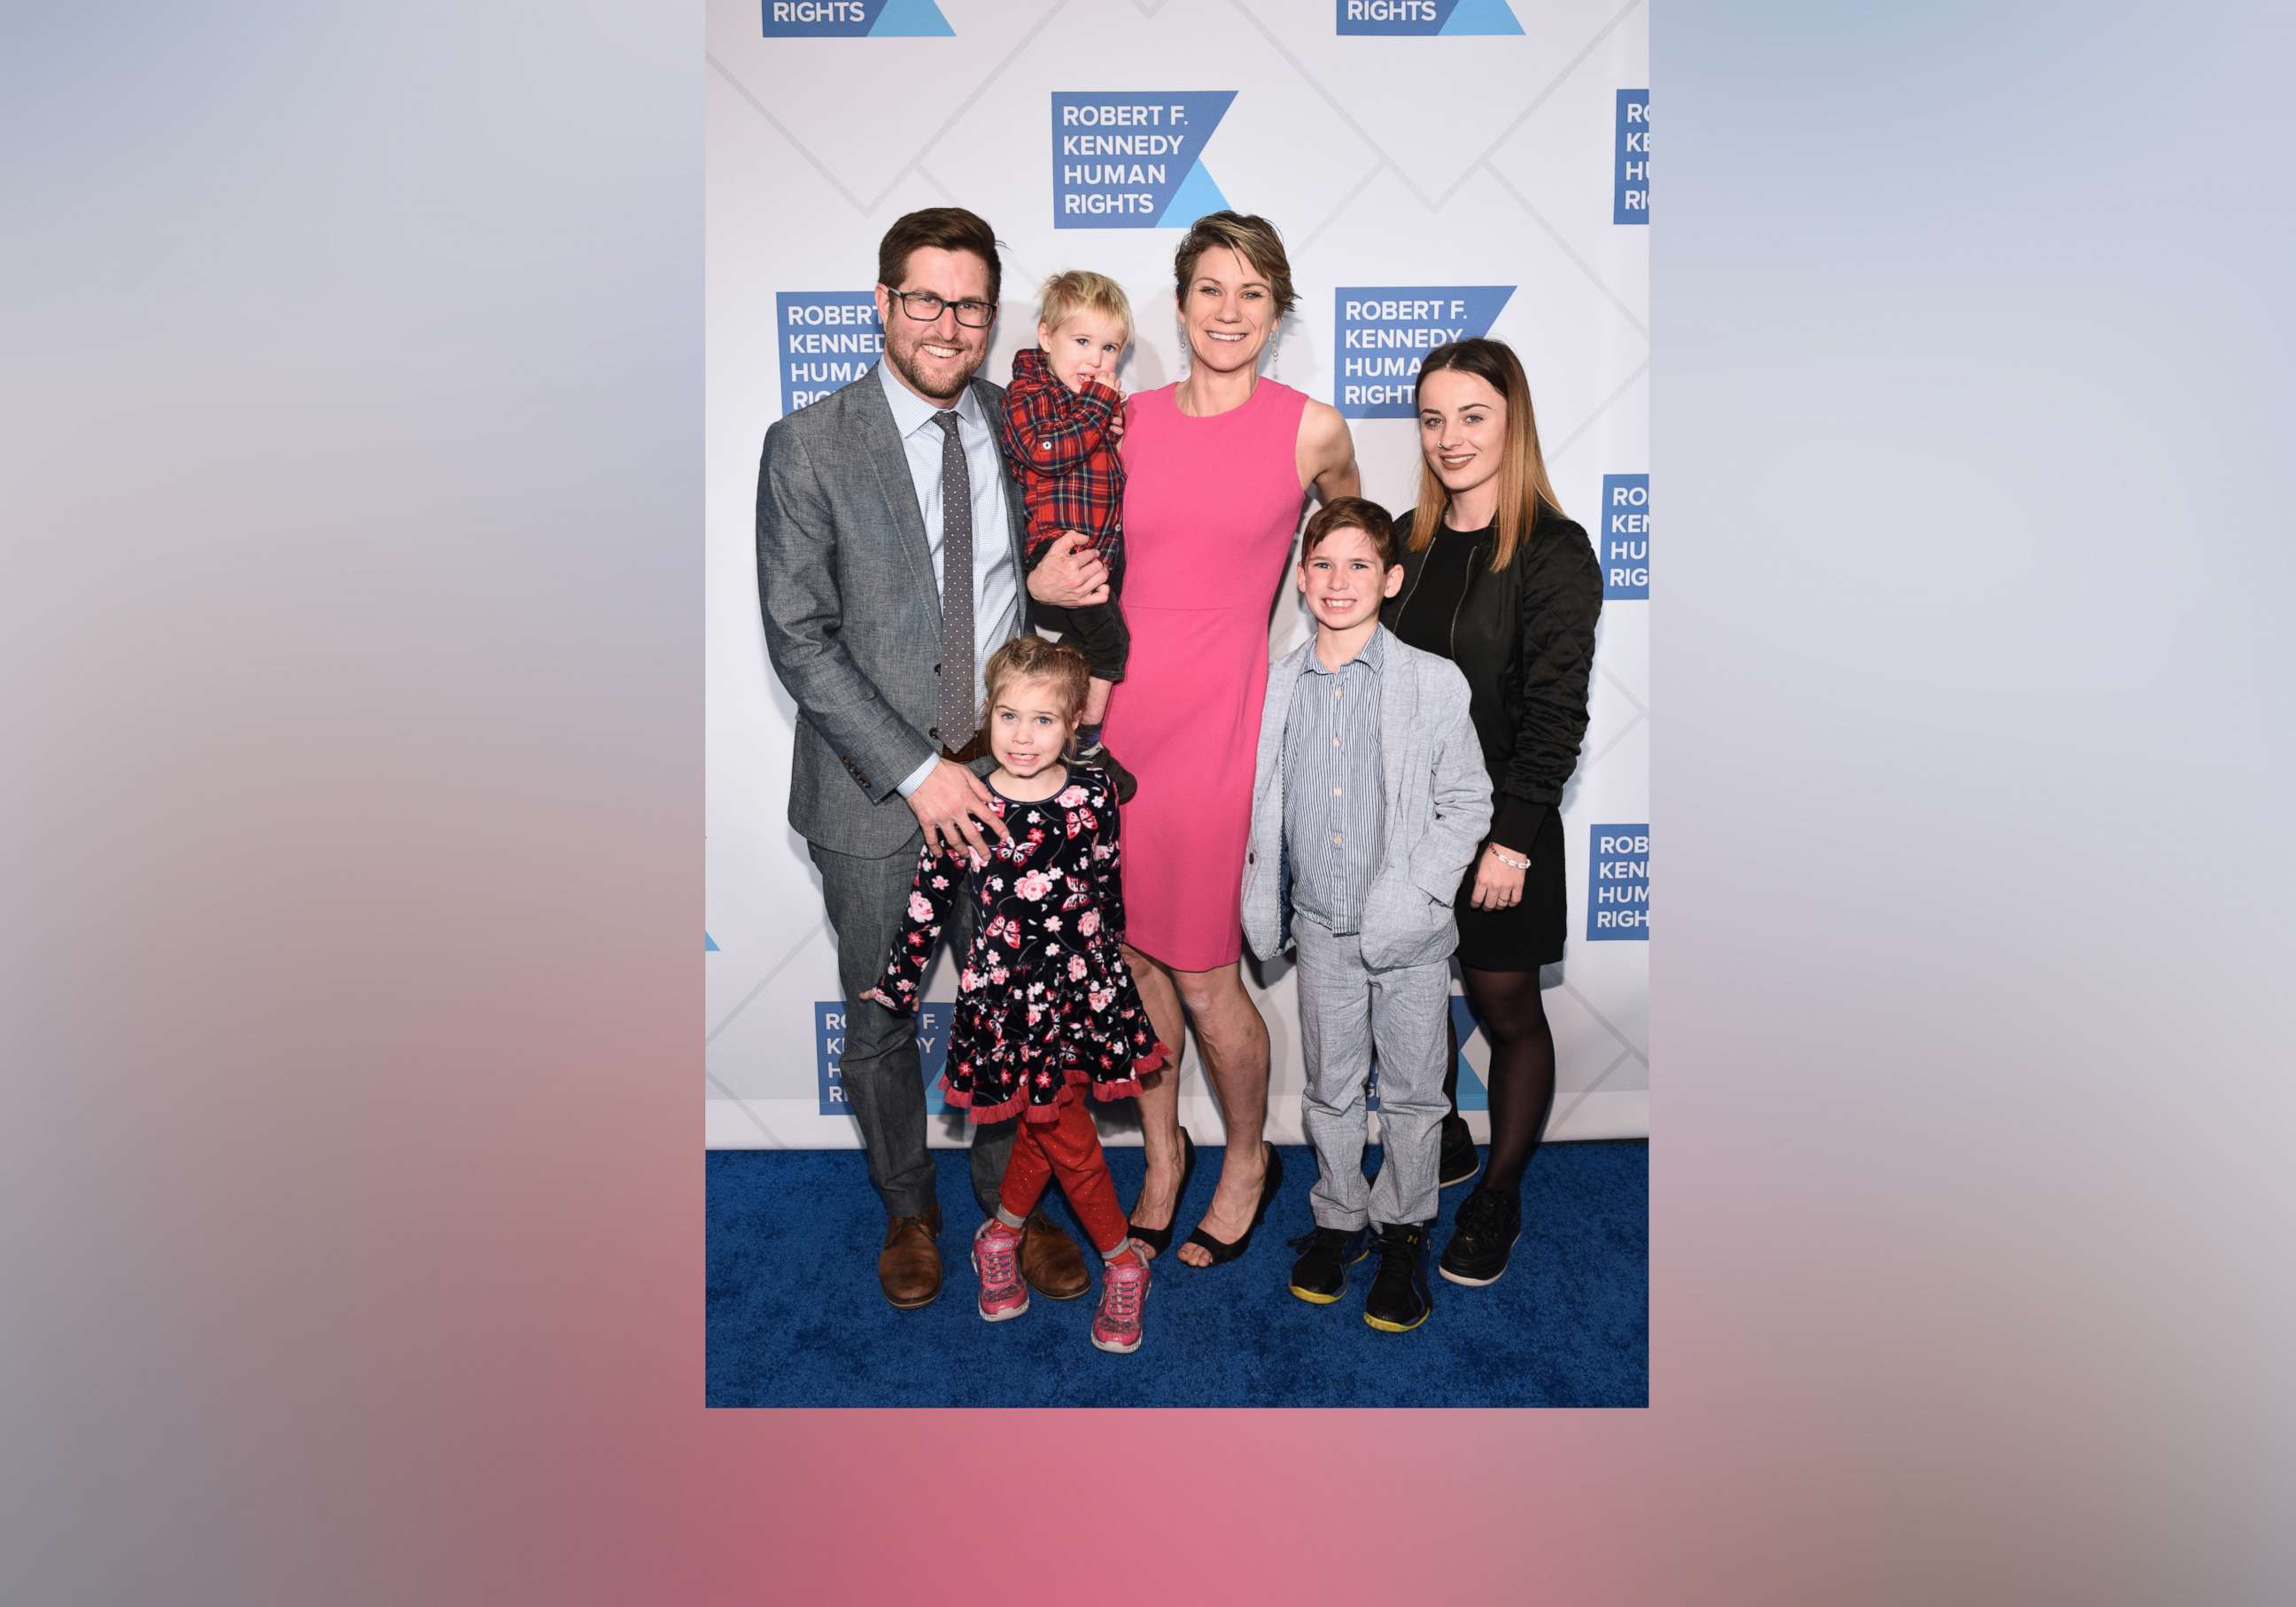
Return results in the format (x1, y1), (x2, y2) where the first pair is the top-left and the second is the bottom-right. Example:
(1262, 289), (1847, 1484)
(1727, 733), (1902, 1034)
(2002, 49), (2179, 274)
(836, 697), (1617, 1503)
(756, 363), (1031, 858)
(1241, 633), (1493, 973)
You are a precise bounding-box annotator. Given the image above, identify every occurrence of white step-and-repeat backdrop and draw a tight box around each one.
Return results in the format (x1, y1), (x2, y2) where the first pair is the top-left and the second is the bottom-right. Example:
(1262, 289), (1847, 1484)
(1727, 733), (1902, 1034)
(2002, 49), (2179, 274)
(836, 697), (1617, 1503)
(706, 0), (1648, 1149)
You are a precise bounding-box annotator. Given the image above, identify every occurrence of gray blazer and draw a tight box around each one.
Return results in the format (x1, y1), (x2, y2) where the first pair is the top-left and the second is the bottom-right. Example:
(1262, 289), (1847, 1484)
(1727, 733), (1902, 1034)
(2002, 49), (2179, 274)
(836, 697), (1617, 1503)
(756, 364), (1031, 858)
(1241, 633), (1493, 973)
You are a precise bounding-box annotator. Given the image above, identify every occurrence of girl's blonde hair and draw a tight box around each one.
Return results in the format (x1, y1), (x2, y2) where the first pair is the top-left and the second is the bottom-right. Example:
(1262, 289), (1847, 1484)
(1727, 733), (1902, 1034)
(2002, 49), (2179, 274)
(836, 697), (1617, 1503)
(1408, 338), (1565, 574)
(1036, 270), (1132, 335)
(981, 635), (1091, 729)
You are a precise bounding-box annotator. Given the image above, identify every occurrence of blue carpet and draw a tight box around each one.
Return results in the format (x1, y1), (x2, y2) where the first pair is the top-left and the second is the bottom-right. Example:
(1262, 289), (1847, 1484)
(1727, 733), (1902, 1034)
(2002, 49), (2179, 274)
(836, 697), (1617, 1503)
(707, 1141), (1646, 1408)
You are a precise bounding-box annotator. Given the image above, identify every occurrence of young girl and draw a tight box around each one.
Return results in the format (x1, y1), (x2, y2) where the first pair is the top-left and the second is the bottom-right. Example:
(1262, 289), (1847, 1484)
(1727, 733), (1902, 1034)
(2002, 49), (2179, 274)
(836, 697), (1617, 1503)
(865, 637), (1170, 1353)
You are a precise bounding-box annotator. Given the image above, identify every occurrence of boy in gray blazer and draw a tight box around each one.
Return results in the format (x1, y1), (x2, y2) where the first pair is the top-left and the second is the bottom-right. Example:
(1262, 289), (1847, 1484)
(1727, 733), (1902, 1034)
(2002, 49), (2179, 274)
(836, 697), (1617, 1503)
(1241, 498), (1492, 1333)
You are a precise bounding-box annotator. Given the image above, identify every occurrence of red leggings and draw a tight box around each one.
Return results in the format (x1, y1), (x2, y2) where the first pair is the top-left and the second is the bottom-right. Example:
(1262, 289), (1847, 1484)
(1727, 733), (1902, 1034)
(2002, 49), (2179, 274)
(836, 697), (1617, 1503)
(998, 1099), (1129, 1254)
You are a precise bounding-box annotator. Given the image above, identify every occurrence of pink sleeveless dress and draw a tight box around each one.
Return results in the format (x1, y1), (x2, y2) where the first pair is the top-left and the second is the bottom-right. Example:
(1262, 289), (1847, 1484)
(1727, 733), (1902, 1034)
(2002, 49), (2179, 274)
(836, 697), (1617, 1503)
(1101, 379), (1310, 969)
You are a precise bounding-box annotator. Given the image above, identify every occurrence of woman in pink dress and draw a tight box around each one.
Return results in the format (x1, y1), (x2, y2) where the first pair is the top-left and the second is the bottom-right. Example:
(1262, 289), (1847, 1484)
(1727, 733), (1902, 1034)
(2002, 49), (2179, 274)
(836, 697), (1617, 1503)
(1099, 212), (1360, 1268)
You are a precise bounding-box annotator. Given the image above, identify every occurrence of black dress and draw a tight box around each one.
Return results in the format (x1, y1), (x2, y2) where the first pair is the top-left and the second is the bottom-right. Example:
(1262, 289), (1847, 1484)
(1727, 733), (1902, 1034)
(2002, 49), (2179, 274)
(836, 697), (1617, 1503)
(1385, 509), (1602, 970)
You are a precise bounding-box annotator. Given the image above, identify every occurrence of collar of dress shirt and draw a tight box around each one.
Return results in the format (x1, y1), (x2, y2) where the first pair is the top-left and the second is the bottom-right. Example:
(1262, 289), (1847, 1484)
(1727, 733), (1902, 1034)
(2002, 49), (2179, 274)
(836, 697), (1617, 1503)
(875, 357), (983, 439)
(1300, 622), (1388, 678)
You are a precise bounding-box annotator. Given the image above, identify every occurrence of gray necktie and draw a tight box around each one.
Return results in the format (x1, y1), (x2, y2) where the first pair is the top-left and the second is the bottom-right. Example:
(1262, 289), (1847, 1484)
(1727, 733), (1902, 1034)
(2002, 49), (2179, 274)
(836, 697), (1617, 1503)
(932, 409), (975, 751)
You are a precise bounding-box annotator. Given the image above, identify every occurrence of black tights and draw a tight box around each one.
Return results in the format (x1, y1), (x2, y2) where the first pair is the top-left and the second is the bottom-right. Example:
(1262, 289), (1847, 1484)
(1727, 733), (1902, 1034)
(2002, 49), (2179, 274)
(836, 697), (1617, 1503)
(1442, 966), (1557, 1199)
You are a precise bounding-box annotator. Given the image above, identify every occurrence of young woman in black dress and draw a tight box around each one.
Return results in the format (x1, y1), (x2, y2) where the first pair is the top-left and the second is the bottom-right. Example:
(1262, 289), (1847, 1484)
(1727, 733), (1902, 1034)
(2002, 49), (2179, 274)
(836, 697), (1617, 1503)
(1382, 338), (1602, 1289)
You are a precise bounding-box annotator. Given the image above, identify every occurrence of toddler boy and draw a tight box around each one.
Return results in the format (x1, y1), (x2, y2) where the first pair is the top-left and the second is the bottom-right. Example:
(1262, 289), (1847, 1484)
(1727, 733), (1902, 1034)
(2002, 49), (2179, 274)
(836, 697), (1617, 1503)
(996, 270), (1136, 800)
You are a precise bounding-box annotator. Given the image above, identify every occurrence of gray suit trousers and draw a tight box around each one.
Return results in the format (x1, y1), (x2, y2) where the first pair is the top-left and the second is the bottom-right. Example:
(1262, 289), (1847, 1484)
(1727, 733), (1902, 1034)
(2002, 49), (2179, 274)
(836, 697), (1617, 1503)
(1294, 913), (1451, 1230)
(811, 836), (1016, 1221)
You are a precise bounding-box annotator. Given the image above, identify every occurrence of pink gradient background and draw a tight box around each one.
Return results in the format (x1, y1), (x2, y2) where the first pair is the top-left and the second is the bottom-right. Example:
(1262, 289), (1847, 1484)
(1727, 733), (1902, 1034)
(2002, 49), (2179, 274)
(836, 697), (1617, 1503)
(8, 2), (2294, 1602)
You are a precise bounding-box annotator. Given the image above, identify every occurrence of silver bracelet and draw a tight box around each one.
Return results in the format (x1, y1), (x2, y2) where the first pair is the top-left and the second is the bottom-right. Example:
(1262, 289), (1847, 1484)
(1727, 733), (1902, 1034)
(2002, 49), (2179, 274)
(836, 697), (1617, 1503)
(1486, 846), (1530, 871)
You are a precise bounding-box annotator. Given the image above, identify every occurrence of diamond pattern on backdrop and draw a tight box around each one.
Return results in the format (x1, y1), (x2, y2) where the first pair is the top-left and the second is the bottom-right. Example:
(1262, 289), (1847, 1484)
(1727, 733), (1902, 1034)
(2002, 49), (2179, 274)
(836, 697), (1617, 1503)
(705, 0), (1648, 1147)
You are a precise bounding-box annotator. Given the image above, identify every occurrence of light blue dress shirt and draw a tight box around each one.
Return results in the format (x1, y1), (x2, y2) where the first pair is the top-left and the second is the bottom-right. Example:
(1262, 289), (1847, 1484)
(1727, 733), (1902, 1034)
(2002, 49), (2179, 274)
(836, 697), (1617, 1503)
(875, 360), (1019, 797)
(1284, 625), (1388, 935)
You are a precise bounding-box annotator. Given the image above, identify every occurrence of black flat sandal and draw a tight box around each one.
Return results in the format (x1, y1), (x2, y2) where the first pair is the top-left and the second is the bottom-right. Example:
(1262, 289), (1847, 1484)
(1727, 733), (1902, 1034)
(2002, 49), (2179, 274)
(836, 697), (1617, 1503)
(1127, 1127), (1195, 1254)
(1181, 1143), (1283, 1266)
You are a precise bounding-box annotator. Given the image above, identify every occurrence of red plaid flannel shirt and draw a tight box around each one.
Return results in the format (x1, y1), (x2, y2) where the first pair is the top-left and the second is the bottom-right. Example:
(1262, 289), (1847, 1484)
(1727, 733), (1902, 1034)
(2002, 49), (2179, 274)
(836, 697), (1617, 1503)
(997, 346), (1126, 565)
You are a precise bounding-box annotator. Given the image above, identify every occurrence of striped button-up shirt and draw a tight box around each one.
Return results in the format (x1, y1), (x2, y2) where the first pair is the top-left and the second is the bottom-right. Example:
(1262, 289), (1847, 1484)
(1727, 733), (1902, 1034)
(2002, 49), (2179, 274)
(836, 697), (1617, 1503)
(1283, 625), (1387, 936)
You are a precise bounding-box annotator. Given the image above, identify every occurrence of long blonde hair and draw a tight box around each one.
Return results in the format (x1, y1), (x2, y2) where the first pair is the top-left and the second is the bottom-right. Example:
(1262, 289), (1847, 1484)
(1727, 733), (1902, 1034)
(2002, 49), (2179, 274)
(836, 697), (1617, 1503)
(1407, 338), (1563, 573)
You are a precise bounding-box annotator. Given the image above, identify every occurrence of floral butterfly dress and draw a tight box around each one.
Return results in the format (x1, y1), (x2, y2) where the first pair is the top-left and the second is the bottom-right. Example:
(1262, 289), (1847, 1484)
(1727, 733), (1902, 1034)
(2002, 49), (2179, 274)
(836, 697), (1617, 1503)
(866, 765), (1172, 1124)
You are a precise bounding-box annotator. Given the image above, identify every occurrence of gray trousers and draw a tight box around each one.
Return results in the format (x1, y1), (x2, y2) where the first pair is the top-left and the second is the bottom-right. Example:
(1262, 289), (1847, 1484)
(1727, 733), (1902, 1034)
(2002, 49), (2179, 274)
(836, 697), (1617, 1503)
(1293, 914), (1451, 1230)
(810, 837), (1016, 1221)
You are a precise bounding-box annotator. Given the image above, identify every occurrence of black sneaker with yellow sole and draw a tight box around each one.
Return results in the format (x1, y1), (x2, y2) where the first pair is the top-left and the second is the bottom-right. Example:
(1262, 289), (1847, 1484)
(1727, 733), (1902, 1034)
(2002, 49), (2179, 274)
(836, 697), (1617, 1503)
(1362, 1223), (1433, 1333)
(1285, 1223), (1371, 1304)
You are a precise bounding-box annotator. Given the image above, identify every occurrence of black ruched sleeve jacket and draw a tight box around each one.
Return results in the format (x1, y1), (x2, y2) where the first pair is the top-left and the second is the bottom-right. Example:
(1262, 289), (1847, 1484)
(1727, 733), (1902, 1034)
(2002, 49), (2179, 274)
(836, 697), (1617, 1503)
(1384, 505), (1604, 855)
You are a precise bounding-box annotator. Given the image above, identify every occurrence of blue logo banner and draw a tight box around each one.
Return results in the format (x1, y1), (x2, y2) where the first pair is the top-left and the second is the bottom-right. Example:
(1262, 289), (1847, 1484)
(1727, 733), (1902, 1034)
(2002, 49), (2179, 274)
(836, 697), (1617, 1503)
(1051, 91), (1237, 229)
(1602, 473), (1649, 600)
(817, 1001), (955, 1115)
(1615, 89), (1649, 224)
(1587, 826), (1650, 941)
(762, 0), (951, 37)
(1334, 286), (1514, 418)
(777, 291), (882, 414)
(1337, 0), (1522, 35)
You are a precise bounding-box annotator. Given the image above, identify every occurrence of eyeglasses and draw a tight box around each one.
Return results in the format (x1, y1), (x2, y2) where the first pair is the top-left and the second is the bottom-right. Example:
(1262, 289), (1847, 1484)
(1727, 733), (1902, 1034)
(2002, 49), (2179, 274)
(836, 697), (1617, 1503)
(883, 287), (996, 328)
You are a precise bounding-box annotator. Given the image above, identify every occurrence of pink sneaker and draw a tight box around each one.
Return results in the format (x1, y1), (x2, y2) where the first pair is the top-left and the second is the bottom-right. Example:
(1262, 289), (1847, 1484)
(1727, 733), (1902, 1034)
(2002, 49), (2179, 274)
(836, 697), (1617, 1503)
(1090, 1244), (1151, 1354)
(972, 1220), (1029, 1323)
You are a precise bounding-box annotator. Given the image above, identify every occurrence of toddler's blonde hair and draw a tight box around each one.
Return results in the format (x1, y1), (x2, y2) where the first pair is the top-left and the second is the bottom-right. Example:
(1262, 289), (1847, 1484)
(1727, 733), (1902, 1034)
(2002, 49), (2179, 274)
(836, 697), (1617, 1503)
(1036, 270), (1132, 337)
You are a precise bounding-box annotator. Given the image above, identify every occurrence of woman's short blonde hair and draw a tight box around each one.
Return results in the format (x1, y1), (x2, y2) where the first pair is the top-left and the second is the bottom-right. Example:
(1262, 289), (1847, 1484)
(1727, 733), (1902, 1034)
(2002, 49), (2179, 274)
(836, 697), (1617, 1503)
(1172, 211), (1296, 318)
(1036, 270), (1133, 335)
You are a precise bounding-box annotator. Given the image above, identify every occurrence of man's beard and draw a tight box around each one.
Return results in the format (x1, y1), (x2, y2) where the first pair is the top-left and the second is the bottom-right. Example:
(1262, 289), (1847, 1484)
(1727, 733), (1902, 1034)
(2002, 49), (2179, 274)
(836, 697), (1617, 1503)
(885, 334), (981, 405)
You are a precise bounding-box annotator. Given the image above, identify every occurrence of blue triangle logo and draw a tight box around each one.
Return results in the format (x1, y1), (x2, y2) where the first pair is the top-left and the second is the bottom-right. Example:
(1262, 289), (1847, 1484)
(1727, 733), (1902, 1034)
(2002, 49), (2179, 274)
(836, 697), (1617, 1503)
(704, 931), (719, 951)
(1440, 0), (1523, 33)
(870, 0), (953, 35)
(1156, 159), (1230, 228)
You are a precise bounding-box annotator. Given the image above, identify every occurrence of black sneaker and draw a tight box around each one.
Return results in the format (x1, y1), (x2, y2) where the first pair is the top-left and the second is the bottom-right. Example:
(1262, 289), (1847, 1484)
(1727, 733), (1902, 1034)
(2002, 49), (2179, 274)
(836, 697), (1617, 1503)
(1285, 1223), (1371, 1305)
(1078, 741), (1136, 804)
(1438, 1188), (1521, 1288)
(1362, 1223), (1433, 1333)
(1439, 1118), (1480, 1189)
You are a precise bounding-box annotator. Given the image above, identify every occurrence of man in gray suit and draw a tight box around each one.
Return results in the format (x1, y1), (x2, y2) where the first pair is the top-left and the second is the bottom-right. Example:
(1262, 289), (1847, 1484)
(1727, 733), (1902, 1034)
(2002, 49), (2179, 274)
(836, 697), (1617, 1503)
(756, 207), (1109, 1309)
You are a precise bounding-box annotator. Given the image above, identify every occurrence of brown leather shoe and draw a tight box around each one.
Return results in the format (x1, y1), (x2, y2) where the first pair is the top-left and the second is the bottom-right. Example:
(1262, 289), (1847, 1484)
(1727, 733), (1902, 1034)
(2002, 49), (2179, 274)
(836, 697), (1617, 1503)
(878, 1204), (943, 1309)
(1017, 1210), (1090, 1301)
